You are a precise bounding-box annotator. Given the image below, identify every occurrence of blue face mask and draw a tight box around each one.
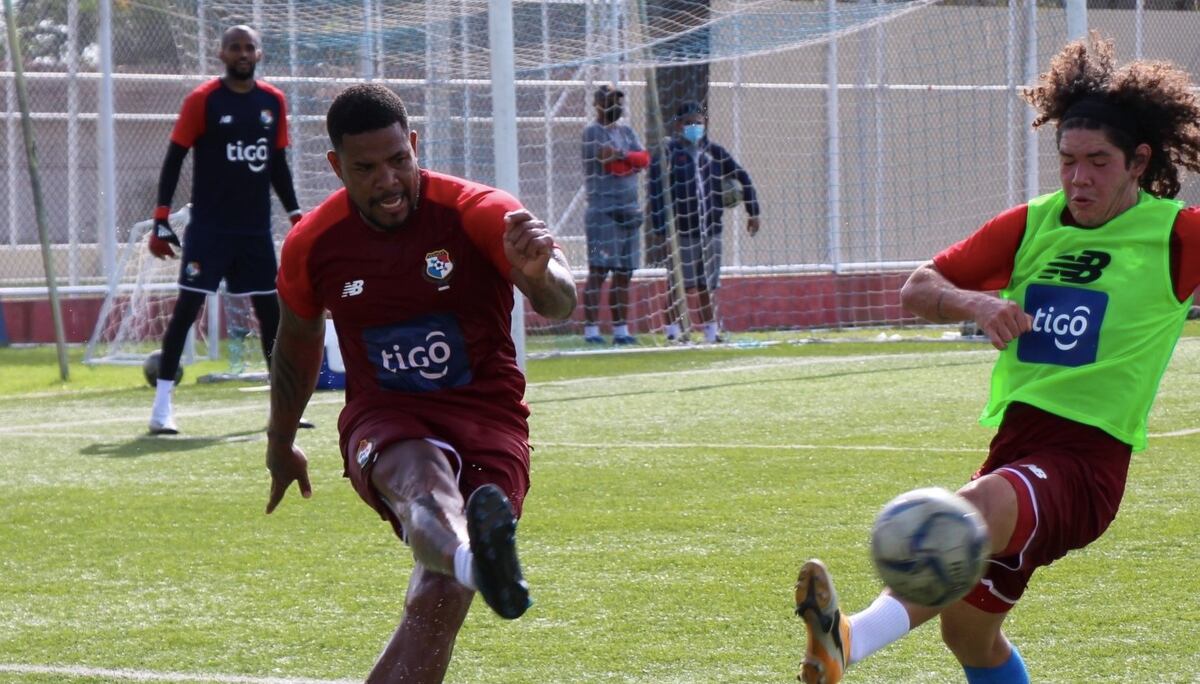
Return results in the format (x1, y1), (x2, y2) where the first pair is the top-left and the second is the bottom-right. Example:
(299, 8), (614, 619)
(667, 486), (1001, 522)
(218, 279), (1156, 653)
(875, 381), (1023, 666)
(682, 123), (705, 144)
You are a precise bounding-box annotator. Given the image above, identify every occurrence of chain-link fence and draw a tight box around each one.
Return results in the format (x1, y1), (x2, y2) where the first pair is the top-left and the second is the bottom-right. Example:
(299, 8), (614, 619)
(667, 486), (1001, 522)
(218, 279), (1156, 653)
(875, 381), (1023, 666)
(3, 0), (1200, 345)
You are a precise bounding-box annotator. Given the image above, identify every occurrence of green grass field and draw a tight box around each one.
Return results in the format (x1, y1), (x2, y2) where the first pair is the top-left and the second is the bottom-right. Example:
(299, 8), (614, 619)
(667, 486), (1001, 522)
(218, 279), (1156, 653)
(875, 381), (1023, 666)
(1, 332), (1198, 683)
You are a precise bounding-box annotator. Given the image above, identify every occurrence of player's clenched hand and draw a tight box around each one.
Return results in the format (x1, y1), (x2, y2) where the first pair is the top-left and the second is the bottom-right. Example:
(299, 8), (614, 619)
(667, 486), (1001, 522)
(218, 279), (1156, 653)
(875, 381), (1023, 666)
(265, 441), (312, 514)
(503, 209), (555, 280)
(975, 298), (1032, 351)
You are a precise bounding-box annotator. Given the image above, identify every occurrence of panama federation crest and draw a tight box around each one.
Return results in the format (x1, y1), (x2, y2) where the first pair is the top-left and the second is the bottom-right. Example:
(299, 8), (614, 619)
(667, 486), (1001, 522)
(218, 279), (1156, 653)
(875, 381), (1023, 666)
(424, 249), (454, 283)
(259, 109), (274, 127)
(355, 439), (375, 468)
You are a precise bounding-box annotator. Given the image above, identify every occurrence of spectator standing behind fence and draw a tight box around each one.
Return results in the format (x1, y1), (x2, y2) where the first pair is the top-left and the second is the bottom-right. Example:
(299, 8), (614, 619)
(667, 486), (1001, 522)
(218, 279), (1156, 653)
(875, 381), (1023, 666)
(648, 101), (760, 344)
(581, 84), (650, 345)
(146, 25), (303, 435)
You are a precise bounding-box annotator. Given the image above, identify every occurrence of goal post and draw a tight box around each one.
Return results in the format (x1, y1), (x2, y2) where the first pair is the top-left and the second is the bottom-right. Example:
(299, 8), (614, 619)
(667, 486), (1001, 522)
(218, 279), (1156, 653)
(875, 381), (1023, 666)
(83, 205), (206, 366)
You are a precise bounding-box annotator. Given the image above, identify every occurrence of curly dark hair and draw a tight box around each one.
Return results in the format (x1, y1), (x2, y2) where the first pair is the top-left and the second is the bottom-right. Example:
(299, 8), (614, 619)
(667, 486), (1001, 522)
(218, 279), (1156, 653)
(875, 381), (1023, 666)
(1022, 33), (1200, 198)
(326, 83), (410, 150)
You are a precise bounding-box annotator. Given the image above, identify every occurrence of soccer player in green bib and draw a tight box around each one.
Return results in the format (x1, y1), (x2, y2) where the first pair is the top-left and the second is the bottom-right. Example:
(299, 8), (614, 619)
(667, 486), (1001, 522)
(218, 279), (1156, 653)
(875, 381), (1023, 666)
(793, 35), (1200, 684)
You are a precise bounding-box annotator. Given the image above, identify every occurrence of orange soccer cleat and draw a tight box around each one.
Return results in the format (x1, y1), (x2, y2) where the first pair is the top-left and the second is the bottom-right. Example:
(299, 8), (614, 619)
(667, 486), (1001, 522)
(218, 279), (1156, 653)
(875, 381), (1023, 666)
(794, 559), (851, 684)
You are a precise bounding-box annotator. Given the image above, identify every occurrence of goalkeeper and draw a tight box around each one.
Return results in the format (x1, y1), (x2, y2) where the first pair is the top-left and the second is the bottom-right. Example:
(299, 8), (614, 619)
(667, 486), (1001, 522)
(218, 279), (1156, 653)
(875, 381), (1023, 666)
(794, 34), (1200, 684)
(146, 25), (302, 435)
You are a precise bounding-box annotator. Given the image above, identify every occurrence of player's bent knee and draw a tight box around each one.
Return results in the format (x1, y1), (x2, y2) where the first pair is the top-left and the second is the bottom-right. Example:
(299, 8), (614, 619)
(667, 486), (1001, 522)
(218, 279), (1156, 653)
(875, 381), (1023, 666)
(956, 474), (1018, 554)
(369, 441), (459, 503)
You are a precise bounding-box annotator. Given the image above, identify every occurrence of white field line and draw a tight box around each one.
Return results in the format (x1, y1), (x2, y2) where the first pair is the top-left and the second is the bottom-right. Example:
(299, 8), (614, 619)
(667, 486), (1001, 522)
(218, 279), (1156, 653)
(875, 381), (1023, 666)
(0, 395), (345, 435)
(0, 663), (357, 684)
(536, 440), (980, 453)
(1147, 426), (1200, 438)
(0, 351), (983, 436)
(3, 345), (1198, 441)
(531, 349), (995, 389)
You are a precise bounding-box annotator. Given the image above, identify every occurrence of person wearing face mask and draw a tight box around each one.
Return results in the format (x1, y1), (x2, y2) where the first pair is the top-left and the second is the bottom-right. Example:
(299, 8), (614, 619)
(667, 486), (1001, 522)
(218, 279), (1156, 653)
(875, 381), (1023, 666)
(581, 84), (651, 345)
(647, 100), (760, 343)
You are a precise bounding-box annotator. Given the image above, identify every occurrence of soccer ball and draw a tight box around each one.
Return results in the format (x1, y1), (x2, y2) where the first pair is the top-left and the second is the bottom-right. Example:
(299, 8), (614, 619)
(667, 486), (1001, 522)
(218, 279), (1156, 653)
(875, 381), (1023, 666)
(870, 487), (989, 608)
(720, 175), (743, 208)
(142, 350), (183, 387)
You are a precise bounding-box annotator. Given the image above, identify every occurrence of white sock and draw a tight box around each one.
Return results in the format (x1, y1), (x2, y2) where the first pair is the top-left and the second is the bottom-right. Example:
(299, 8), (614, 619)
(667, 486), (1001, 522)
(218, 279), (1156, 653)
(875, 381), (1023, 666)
(614, 323), (629, 337)
(665, 323), (681, 338)
(848, 594), (910, 664)
(453, 542), (477, 591)
(151, 379), (175, 423)
(584, 324), (600, 338)
(704, 322), (719, 342)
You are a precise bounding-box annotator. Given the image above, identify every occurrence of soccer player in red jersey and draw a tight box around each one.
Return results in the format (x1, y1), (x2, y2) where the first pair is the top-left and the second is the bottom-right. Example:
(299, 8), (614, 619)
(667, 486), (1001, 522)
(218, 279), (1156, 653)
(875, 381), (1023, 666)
(794, 35), (1200, 683)
(147, 25), (303, 435)
(264, 83), (577, 682)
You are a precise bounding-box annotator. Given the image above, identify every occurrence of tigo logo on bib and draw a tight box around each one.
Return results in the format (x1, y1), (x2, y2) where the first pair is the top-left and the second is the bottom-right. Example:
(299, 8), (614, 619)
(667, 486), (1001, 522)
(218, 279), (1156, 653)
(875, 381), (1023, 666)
(1018, 283), (1108, 367)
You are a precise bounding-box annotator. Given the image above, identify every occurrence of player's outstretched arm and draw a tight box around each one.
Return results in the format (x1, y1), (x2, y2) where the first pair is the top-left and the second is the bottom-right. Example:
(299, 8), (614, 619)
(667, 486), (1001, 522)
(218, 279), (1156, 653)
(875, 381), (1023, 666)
(265, 300), (325, 513)
(504, 209), (578, 320)
(900, 261), (1031, 351)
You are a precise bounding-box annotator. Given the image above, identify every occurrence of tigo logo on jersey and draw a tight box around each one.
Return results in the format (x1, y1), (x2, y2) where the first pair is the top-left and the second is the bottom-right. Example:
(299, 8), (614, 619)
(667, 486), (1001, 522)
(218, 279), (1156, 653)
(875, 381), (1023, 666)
(424, 250), (454, 282)
(259, 109), (274, 126)
(342, 280), (364, 297)
(1017, 283), (1108, 367)
(364, 313), (471, 392)
(226, 137), (269, 173)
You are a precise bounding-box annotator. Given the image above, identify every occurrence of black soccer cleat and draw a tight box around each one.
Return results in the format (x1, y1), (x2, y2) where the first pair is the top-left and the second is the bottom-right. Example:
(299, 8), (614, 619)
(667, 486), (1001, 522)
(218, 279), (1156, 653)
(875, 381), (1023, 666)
(466, 484), (531, 620)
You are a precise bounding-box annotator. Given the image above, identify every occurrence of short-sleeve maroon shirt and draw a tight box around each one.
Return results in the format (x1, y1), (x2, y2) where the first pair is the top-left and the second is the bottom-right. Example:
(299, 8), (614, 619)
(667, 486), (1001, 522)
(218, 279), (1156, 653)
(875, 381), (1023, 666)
(277, 169), (529, 436)
(932, 203), (1200, 301)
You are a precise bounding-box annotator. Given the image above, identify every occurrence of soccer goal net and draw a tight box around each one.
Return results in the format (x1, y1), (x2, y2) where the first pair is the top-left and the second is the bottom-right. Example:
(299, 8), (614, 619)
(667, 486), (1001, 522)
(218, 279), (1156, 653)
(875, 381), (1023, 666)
(35, 0), (1179, 354)
(82, 205), (267, 373)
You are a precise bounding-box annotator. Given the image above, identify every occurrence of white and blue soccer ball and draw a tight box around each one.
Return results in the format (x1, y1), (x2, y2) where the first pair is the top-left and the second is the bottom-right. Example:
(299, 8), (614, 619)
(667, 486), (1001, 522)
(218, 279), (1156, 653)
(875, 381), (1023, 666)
(870, 487), (989, 608)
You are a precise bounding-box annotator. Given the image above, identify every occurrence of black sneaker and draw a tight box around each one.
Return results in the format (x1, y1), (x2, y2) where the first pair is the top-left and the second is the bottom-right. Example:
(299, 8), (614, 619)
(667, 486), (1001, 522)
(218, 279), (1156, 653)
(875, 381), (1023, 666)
(466, 484), (531, 619)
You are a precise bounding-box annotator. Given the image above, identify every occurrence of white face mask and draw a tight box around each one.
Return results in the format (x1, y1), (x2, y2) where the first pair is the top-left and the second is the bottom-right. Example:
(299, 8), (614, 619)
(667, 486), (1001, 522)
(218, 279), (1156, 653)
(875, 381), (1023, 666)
(682, 123), (705, 144)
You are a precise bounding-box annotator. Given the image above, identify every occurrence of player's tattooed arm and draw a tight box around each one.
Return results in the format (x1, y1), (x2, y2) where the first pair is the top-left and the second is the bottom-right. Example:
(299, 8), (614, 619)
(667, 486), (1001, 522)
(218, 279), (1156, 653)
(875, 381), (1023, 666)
(265, 300), (325, 513)
(504, 210), (578, 320)
(901, 261), (1030, 351)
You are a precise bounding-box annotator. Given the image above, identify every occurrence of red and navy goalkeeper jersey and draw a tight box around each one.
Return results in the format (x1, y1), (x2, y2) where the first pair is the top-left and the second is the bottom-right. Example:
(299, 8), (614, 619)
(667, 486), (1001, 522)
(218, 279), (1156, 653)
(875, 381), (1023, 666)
(277, 170), (529, 433)
(170, 78), (290, 234)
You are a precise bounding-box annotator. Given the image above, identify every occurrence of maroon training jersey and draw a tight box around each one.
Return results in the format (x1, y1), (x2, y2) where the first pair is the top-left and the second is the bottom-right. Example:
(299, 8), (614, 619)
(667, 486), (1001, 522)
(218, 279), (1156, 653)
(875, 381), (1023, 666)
(171, 78), (290, 234)
(277, 170), (528, 435)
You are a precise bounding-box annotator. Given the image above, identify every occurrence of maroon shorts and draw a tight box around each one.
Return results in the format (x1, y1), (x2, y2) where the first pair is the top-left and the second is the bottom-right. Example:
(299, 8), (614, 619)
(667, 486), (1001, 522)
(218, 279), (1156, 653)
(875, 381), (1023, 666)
(963, 402), (1131, 613)
(339, 406), (530, 542)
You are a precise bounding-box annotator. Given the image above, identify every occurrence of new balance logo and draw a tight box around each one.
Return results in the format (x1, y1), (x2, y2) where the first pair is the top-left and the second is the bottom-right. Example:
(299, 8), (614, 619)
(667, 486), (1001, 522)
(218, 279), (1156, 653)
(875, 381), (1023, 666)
(1038, 250), (1111, 284)
(219, 115), (233, 124)
(1022, 464), (1048, 480)
(341, 280), (364, 297)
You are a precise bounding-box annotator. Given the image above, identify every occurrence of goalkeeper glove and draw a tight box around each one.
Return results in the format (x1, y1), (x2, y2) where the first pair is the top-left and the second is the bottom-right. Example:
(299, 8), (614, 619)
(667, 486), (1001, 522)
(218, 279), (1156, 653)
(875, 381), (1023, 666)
(288, 209), (303, 227)
(148, 206), (181, 259)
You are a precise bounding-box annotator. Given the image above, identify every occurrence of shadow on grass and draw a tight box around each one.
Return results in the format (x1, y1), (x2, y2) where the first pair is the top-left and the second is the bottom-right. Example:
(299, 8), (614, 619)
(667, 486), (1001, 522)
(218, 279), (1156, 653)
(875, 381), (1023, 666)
(79, 429), (266, 458)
